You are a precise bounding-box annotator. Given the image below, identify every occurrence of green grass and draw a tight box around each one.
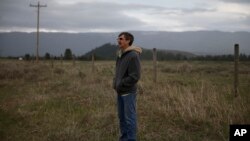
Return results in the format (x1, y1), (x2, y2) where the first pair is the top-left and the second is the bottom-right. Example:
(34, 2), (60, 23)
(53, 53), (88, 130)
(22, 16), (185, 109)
(0, 60), (249, 141)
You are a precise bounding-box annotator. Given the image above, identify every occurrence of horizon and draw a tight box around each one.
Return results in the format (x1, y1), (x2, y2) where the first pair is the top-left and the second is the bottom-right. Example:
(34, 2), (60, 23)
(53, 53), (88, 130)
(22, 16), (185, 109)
(1, 30), (250, 57)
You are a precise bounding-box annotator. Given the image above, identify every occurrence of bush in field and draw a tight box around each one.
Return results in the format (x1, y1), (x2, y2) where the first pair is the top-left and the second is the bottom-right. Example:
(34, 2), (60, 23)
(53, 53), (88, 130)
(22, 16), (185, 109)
(45, 52), (51, 60)
(176, 61), (192, 73)
(24, 54), (31, 60)
(64, 48), (73, 60)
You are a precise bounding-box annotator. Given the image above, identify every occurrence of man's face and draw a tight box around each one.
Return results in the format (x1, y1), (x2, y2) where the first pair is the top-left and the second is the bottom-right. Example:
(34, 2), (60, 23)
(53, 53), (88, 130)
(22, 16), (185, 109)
(117, 35), (130, 49)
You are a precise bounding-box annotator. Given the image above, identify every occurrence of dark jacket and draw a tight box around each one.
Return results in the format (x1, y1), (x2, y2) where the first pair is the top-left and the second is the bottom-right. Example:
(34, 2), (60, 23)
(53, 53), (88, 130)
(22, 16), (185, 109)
(113, 46), (142, 94)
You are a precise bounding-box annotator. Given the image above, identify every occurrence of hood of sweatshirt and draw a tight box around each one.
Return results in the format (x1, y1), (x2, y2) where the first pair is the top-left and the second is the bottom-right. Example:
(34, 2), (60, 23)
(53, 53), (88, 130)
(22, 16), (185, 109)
(123, 45), (142, 54)
(117, 45), (142, 58)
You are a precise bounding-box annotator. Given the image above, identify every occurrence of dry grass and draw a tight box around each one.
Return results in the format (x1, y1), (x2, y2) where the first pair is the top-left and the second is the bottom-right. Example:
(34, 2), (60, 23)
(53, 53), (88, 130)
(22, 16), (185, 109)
(0, 60), (249, 141)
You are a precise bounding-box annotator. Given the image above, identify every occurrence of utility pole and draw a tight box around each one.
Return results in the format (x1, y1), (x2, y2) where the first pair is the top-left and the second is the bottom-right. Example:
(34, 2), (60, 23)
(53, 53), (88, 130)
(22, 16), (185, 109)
(30, 1), (47, 62)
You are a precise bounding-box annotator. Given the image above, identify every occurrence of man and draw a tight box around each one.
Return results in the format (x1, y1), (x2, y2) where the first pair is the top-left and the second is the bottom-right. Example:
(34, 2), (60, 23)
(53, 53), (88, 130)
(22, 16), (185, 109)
(113, 32), (142, 141)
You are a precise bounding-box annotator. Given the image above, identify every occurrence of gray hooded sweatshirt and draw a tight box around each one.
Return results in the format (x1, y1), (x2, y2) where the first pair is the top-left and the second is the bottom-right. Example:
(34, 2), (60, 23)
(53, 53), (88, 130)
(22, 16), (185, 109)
(113, 46), (142, 94)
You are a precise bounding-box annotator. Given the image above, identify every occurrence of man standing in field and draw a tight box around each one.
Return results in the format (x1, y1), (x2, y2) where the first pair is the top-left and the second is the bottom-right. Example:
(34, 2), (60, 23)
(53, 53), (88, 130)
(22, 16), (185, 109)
(113, 32), (142, 141)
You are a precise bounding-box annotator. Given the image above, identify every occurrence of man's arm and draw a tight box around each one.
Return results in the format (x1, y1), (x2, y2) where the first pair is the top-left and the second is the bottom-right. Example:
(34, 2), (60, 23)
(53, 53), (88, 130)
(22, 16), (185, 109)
(121, 54), (140, 87)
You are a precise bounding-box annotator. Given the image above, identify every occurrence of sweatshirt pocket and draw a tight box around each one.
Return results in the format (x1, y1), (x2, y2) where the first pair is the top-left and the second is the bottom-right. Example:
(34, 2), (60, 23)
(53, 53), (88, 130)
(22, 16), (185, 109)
(117, 79), (131, 92)
(117, 80), (123, 90)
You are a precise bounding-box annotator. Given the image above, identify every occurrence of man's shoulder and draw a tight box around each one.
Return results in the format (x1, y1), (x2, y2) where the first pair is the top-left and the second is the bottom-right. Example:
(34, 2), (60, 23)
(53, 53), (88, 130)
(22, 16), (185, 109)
(125, 50), (139, 58)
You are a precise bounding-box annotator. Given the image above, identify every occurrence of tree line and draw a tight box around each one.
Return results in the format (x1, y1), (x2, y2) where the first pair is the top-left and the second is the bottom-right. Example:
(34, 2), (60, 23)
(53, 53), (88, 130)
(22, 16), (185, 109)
(2, 43), (250, 61)
(191, 54), (250, 61)
(19, 49), (250, 61)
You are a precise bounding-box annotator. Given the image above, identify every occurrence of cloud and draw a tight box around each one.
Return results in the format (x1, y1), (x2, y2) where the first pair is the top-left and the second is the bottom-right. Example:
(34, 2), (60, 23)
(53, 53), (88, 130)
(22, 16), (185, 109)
(0, 0), (250, 32)
(0, 0), (43, 31)
(41, 2), (145, 32)
(0, 0), (145, 32)
(218, 0), (250, 4)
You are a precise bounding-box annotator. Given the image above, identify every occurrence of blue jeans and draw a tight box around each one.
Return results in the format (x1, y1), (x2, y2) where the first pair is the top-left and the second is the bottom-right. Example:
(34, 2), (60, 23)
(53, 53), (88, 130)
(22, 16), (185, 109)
(117, 93), (137, 141)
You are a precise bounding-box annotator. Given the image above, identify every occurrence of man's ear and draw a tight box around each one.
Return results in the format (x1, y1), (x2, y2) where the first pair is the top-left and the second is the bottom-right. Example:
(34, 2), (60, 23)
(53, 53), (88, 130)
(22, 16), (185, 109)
(126, 39), (130, 45)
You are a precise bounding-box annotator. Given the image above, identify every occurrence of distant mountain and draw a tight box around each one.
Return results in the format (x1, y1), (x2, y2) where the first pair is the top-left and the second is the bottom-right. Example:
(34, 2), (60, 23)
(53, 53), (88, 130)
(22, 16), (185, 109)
(0, 31), (250, 57)
(84, 43), (117, 60)
(83, 43), (196, 60)
(0, 32), (117, 57)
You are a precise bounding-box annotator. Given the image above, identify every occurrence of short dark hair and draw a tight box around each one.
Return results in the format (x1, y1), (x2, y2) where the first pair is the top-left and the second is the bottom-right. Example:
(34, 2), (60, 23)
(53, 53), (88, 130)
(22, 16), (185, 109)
(118, 32), (134, 46)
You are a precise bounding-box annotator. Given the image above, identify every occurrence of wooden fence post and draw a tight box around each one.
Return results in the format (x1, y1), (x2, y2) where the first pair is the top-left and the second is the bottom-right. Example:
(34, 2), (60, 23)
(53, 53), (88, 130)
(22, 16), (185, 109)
(32, 55), (35, 64)
(72, 54), (75, 66)
(234, 44), (239, 97)
(60, 54), (63, 65)
(51, 55), (54, 68)
(92, 53), (95, 72)
(153, 48), (157, 83)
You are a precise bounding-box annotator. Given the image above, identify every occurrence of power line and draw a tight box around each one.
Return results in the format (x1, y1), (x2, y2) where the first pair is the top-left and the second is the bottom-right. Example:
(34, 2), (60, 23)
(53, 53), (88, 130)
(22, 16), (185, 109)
(30, 1), (47, 62)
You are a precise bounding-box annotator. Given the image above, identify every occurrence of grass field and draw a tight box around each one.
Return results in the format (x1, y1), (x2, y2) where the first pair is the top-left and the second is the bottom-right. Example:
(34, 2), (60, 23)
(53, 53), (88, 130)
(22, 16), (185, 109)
(0, 60), (249, 141)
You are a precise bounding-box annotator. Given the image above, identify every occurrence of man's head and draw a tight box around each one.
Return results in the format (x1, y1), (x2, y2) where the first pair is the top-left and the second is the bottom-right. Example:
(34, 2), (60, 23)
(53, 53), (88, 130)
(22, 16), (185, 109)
(117, 32), (134, 49)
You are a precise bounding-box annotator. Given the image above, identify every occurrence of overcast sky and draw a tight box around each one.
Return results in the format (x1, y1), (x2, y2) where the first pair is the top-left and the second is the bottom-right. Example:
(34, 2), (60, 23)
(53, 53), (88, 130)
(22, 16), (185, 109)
(0, 0), (250, 33)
